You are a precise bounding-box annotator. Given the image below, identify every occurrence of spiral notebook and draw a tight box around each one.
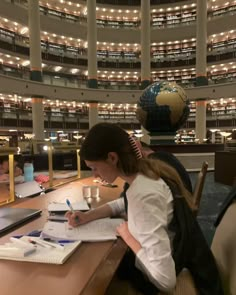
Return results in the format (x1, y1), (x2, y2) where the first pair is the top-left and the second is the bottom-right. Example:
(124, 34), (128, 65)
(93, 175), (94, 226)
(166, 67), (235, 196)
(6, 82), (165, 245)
(41, 218), (124, 242)
(0, 237), (81, 264)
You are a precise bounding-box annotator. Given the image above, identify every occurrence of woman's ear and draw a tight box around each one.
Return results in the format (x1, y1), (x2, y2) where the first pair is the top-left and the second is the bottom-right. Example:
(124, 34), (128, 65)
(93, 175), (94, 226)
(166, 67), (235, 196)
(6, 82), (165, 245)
(107, 152), (119, 165)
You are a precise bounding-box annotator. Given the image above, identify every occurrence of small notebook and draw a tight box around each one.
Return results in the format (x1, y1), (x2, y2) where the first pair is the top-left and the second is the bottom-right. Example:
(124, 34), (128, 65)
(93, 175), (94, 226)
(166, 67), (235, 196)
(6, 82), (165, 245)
(0, 236), (81, 264)
(41, 218), (124, 242)
(48, 200), (90, 213)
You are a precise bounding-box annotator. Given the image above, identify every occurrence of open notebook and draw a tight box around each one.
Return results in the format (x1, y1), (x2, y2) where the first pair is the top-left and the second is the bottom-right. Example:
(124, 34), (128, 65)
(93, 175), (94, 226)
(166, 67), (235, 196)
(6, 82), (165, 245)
(41, 218), (124, 242)
(0, 236), (81, 264)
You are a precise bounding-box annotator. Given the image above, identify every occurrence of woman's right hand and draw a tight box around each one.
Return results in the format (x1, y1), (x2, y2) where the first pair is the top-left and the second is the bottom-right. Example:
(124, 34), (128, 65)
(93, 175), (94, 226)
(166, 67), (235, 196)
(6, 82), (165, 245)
(65, 211), (91, 227)
(65, 203), (113, 228)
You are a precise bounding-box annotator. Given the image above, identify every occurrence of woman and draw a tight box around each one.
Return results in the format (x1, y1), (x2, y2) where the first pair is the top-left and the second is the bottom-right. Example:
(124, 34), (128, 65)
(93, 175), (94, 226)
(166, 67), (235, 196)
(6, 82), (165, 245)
(0, 156), (23, 181)
(66, 123), (223, 295)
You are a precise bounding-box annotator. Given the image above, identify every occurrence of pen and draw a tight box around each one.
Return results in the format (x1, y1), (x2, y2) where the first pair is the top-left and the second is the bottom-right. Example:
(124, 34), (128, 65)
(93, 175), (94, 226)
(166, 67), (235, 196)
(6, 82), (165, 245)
(28, 238), (52, 249)
(10, 237), (35, 249)
(13, 230), (42, 239)
(66, 199), (79, 223)
(43, 238), (74, 244)
(41, 239), (64, 250)
(66, 199), (75, 213)
(12, 235), (24, 239)
(58, 240), (75, 244)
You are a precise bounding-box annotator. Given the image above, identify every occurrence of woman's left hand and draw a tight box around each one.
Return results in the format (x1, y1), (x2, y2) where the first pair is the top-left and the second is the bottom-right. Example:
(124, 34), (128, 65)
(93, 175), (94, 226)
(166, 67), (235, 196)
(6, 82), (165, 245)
(117, 222), (141, 254)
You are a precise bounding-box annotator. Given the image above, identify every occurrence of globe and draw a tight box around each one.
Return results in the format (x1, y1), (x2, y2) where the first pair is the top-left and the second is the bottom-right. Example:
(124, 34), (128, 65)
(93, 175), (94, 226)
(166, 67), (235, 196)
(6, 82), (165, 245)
(136, 81), (190, 134)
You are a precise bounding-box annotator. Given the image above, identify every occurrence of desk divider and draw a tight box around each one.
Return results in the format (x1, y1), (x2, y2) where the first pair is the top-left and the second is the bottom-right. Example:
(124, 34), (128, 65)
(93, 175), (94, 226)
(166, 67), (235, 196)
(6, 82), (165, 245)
(0, 147), (19, 206)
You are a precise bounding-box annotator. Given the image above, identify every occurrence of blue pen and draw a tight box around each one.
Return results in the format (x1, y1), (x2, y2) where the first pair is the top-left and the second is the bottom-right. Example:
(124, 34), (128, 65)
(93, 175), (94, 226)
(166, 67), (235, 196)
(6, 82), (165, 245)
(66, 199), (79, 223)
(12, 235), (24, 239)
(43, 238), (74, 244)
(58, 240), (75, 244)
(66, 199), (75, 213)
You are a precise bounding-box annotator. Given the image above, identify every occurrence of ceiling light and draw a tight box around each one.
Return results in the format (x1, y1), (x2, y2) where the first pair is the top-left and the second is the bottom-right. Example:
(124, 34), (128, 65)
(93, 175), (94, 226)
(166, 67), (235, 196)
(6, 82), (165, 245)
(54, 66), (62, 72)
(21, 60), (30, 66)
(20, 27), (28, 35)
(71, 68), (79, 74)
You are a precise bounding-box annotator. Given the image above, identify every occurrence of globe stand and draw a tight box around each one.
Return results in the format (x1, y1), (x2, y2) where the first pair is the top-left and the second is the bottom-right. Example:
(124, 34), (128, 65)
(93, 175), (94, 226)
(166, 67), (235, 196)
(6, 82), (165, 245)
(149, 132), (176, 145)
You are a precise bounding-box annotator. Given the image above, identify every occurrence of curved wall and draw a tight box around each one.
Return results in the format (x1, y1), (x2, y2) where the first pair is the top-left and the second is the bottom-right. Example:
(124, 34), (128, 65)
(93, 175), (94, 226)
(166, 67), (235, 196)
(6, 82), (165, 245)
(1, 74), (236, 103)
(0, 1), (235, 104)
(1, 1), (236, 43)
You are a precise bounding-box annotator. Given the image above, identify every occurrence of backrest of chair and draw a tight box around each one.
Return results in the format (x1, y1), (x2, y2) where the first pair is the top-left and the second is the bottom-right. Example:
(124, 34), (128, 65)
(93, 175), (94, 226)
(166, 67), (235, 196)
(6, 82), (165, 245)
(192, 161), (208, 213)
(211, 201), (236, 295)
(159, 269), (198, 295)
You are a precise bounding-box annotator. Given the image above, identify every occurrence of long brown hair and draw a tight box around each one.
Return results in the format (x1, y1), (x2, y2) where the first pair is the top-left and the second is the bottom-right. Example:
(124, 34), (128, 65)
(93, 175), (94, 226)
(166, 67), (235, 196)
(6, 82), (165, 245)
(138, 158), (193, 208)
(80, 123), (193, 208)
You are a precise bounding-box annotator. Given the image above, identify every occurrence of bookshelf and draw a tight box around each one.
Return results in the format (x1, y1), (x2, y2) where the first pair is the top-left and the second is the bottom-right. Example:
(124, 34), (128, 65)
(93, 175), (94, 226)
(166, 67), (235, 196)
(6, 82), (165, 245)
(152, 8), (196, 28)
(98, 107), (137, 121)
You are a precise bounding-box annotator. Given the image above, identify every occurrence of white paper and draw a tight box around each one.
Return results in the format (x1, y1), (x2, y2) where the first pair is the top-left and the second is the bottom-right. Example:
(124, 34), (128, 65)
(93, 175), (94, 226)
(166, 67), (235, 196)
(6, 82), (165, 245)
(41, 218), (124, 242)
(33, 171), (78, 179)
(48, 200), (90, 212)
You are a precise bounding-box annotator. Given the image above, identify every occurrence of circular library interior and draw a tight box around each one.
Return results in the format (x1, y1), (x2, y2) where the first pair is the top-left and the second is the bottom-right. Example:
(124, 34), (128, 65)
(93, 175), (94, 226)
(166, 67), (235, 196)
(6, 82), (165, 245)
(1, 2), (236, 294)
(0, 0), (235, 176)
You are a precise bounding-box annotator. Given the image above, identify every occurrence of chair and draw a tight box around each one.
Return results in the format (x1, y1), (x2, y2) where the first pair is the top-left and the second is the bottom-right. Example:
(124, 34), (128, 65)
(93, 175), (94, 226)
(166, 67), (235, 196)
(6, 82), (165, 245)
(211, 191), (236, 295)
(106, 270), (199, 295)
(159, 269), (198, 295)
(192, 161), (208, 215)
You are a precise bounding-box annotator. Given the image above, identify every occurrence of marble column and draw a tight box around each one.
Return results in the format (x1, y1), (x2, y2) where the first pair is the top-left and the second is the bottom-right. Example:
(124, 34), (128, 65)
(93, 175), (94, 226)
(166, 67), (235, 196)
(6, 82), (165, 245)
(89, 103), (98, 129)
(195, 0), (208, 143)
(195, 100), (207, 143)
(196, 0), (208, 86)
(28, 0), (44, 140)
(140, 0), (151, 90)
(87, 0), (98, 88)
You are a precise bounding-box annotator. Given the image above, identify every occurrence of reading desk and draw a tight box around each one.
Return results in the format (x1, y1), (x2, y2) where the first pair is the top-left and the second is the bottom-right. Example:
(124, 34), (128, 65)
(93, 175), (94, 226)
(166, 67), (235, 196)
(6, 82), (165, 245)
(0, 177), (127, 295)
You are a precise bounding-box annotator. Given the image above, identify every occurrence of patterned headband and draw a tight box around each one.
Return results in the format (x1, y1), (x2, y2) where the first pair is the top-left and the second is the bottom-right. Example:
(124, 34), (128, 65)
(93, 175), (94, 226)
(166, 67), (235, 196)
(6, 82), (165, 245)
(128, 134), (143, 160)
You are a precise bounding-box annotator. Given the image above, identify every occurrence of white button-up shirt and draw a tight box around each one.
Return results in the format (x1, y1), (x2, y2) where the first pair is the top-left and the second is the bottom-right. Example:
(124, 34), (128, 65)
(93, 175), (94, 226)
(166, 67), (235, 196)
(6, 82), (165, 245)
(108, 174), (176, 292)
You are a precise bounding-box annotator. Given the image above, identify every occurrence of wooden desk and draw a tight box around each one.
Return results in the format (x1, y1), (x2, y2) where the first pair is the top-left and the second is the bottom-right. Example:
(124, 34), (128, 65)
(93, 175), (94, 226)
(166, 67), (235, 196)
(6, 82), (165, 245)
(0, 177), (127, 295)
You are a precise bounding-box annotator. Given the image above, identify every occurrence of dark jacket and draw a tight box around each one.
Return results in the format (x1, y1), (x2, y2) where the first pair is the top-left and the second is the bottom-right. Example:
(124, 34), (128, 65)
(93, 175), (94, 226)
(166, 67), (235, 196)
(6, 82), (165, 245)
(149, 151), (193, 194)
(120, 182), (224, 295)
(169, 195), (224, 295)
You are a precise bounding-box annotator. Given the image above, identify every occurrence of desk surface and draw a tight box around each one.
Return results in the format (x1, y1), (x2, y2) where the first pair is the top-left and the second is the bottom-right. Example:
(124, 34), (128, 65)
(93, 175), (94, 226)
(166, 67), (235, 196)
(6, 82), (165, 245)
(0, 177), (127, 295)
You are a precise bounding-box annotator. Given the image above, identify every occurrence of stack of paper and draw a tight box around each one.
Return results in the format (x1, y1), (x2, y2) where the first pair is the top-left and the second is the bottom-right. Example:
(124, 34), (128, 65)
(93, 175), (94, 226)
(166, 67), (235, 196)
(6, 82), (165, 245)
(41, 218), (124, 242)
